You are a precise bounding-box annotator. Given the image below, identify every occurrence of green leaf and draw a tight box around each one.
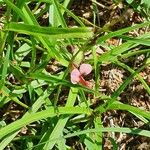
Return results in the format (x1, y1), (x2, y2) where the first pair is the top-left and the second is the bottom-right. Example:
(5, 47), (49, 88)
(0, 107), (91, 139)
(64, 127), (150, 139)
(97, 21), (150, 44)
(98, 42), (134, 63)
(37, 88), (78, 150)
(14, 43), (31, 61)
(109, 101), (150, 120)
(6, 22), (92, 39)
(0, 46), (10, 89)
(0, 89), (50, 149)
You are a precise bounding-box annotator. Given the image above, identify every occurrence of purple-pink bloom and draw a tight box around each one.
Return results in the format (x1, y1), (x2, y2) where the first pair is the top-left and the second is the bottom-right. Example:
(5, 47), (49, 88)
(79, 63), (92, 75)
(70, 63), (92, 87)
(70, 68), (81, 84)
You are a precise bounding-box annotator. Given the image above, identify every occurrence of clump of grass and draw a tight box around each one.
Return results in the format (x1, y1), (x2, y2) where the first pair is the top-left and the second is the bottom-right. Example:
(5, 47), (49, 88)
(0, 0), (150, 149)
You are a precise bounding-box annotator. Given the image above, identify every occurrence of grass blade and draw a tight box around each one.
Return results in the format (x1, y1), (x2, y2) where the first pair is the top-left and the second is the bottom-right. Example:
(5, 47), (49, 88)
(6, 22), (92, 39)
(0, 107), (91, 139)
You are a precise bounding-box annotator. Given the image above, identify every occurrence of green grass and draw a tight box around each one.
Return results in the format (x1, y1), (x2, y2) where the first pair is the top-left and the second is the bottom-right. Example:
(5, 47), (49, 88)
(0, 0), (150, 149)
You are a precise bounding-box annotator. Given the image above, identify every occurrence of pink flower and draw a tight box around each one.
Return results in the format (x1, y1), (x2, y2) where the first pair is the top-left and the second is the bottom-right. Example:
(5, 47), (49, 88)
(79, 64), (92, 75)
(70, 63), (92, 88)
(70, 68), (81, 84)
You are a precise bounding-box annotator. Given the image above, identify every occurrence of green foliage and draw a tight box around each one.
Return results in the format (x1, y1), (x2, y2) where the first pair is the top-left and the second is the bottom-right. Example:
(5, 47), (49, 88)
(0, 0), (150, 149)
(126, 0), (150, 19)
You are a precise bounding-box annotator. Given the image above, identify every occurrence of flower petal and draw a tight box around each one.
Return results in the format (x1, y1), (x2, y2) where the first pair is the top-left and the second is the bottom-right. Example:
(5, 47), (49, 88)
(79, 63), (92, 75)
(70, 68), (81, 84)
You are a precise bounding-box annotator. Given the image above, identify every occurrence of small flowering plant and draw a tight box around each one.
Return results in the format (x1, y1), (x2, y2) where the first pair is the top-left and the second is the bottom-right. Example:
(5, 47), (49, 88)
(70, 63), (93, 88)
